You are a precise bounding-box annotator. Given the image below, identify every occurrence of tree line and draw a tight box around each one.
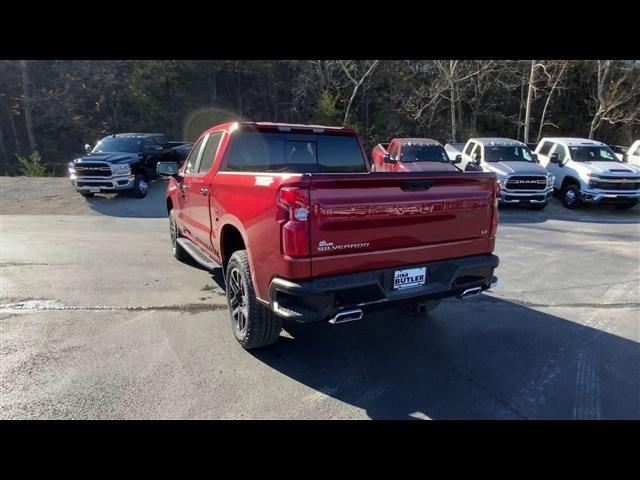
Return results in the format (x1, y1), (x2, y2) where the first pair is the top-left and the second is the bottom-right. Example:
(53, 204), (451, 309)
(0, 60), (638, 175)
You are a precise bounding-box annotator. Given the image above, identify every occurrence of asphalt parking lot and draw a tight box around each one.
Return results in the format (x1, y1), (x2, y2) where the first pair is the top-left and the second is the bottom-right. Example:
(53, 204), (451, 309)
(1, 177), (639, 419)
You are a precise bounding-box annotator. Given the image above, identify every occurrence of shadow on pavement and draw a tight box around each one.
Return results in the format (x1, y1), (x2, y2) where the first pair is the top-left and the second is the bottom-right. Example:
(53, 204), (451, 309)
(251, 297), (640, 419)
(499, 196), (640, 225)
(84, 178), (168, 218)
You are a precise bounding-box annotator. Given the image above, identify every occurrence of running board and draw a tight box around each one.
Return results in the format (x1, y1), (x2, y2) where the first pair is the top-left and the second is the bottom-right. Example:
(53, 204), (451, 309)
(176, 238), (219, 270)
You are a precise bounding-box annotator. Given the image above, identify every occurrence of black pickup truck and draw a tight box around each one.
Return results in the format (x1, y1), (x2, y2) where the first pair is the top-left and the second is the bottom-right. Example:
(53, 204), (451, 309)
(68, 133), (192, 198)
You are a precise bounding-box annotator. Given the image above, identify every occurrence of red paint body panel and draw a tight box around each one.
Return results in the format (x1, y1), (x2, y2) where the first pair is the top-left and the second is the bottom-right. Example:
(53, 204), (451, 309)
(166, 123), (498, 302)
(371, 139), (458, 173)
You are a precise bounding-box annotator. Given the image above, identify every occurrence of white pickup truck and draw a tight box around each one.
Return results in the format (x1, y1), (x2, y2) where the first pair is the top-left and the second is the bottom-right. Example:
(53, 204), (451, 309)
(452, 137), (554, 209)
(534, 137), (640, 210)
(624, 140), (640, 166)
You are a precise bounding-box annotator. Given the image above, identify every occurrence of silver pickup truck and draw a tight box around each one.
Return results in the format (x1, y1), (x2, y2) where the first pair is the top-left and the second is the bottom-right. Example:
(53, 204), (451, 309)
(534, 137), (640, 210)
(451, 138), (554, 209)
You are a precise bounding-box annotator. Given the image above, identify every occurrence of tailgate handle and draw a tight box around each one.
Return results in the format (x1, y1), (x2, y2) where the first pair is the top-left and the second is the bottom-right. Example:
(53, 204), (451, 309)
(401, 180), (433, 191)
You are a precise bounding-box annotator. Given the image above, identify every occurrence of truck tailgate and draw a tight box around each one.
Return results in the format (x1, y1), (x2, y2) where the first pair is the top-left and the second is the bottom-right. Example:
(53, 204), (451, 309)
(308, 172), (496, 277)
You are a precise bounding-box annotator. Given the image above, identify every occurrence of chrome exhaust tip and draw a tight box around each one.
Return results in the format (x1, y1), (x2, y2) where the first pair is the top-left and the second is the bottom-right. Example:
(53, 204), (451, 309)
(328, 308), (364, 324)
(457, 286), (482, 300)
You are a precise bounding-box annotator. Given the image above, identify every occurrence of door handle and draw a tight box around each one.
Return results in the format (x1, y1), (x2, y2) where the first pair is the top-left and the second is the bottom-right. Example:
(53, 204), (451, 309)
(200, 187), (209, 195)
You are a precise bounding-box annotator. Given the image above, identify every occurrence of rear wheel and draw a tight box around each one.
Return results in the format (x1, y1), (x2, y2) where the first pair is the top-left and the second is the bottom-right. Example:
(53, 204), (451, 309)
(561, 184), (581, 209)
(169, 210), (189, 262)
(225, 250), (282, 349)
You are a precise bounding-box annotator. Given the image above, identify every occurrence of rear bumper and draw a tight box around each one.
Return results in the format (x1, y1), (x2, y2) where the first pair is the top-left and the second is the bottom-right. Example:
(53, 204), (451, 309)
(71, 175), (135, 192)
(267, 254), (499, 323)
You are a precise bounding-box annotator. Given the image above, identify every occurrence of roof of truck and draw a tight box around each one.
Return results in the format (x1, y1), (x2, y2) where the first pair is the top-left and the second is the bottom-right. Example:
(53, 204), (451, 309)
(108, 133), (165, 138)
(209, 121), (358, 135)
(470, 137), (525, 147)
(540, 137), (607, 147)
(394, 138), (441, 146)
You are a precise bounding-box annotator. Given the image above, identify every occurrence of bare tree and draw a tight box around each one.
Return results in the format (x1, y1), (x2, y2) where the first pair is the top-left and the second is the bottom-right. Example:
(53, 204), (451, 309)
(588, 60), (640, 139)
(339, 60), (379, 125)
(20, 60), (37, 151)
(536, 61), (569, 142)
(434, 60), (486, 142)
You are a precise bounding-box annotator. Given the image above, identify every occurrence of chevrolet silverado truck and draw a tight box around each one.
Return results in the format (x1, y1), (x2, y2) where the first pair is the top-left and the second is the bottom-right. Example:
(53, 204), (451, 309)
(371, 138), (460, 172)
(534, 137), (640, 209)
(68, 133), (191, 198)
(157, 122), (500, 349)
(457, 137), (554, 209)
(623, 140), (640, 166)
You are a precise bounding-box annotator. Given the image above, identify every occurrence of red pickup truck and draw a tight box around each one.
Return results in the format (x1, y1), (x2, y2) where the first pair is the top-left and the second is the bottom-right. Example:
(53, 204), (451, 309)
(157, 122), (499, 349)
(371, 138), (461, 172)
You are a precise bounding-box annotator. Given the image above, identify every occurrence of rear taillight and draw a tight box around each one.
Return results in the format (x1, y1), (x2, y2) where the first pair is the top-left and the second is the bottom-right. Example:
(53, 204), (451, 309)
(490, 181), (500, 237)
(278, 187), (310, 257)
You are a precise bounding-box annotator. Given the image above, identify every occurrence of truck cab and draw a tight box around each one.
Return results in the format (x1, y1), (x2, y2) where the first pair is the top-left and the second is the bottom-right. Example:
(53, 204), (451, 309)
(458, 137), (554, 209)
(534, 137), (640, 209)
(371, 138), (460, 173)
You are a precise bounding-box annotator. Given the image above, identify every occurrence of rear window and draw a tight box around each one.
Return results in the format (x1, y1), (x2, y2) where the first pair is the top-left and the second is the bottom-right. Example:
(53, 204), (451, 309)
(400, 145), (450, 163)
(223, 131), (367, 173)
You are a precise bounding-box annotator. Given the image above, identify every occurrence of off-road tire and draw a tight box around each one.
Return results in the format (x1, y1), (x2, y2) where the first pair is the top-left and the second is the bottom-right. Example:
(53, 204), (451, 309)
(225, 250), (282, 349)
(561, 184), (581, 209)
(132, 174), (149, 198)
(169, 210), (190, 262)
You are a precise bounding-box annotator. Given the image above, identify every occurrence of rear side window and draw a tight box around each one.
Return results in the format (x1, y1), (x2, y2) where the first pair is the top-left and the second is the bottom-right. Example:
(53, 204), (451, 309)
(197, 132), (223, 173)
(224, 131), (367, 173)
(538, 141), (553, 156)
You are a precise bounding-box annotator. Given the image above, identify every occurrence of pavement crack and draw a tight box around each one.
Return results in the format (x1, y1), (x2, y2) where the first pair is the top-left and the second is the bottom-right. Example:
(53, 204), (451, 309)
(480, 295), (639, 309)
(0, 299), (227, 315)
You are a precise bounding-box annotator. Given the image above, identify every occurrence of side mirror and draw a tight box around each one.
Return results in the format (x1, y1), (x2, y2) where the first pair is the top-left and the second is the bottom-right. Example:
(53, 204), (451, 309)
(453, 154), (462, 164)
(549, 153), (560, 164)
(149, 144), (164, 154)
(84, 144), (92, 154)
(383, 153), (397, 164)
(473, 153), (481, 163)
(157, 162), (179, 177)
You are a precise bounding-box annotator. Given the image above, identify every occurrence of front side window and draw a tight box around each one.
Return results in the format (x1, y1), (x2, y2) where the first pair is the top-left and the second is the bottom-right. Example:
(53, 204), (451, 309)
(569, 146), (619, 162)
(538, 141), (553, 156)
(197, 132), (223, 173)
(400, 145), (450, 163)
(464, 142), (475, 155)
(554, 144), (568, 162)
(485, 146), (535, 163)
(184, 137), (204, 174)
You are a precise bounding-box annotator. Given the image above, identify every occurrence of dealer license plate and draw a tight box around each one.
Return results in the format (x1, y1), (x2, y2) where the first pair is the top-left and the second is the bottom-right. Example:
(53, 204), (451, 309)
(393, 267), (427, 290)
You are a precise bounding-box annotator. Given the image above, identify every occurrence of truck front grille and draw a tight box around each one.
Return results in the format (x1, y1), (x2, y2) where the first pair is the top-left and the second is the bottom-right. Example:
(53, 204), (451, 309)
(590, 179), (640, 191)
(505, 176), (547, 191)
(74, 162), (112, 177)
